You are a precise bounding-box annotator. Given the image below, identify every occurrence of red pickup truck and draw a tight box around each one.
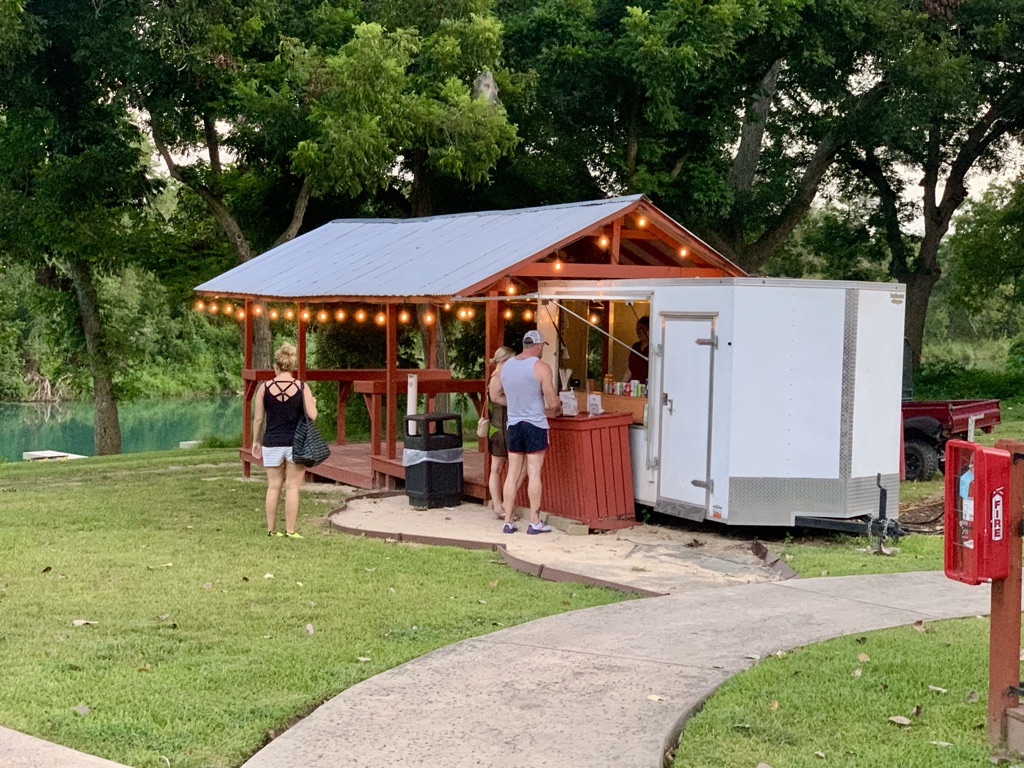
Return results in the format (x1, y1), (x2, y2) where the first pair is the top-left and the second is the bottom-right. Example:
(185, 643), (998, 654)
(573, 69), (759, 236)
(902, 399), (1001, 481)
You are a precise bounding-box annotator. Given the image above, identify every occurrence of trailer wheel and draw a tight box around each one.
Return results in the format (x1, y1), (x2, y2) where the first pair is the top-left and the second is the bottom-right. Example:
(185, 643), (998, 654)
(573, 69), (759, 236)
(904, 439), (939, 482)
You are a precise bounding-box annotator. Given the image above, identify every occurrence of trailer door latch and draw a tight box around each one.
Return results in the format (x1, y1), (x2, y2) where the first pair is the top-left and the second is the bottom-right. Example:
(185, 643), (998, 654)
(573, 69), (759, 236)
(692, 479), (714, 493)
(696, 335), (718, 348)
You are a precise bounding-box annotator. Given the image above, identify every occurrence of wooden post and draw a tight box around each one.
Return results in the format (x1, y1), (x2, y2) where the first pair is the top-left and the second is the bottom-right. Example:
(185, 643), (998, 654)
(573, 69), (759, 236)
(989, 439), (1024, 745)
(297, 302), (307, 380)
(336, 381), (350, 445)
(242, 298), (254, 478)
(611, 218), (621, 265)
(385, 304), (398, 461)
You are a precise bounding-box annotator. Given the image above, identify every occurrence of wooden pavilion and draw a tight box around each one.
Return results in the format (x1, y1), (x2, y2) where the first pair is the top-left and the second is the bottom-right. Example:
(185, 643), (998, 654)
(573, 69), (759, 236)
(194, 194), (745, 499)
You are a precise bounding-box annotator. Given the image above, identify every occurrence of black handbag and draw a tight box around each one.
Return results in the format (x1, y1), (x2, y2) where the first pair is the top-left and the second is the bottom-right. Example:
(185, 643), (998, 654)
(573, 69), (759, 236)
(292, 384), (330, 467)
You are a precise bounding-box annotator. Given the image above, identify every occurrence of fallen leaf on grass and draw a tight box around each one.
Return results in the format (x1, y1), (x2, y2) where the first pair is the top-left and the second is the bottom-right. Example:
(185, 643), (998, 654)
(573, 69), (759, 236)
(852, 667), (862, 677)
(158, 613), (170, 621)
(814, 751), (826, 758)
(72, 620), (97, 627)
(264, 573), (274, 579)
(746, 654), (761, 660)
(855, 636), (867, 645)
(930, 741), (953, 747)
(857, 652), (870, 663)
(888, 716), (912, 726)
(966, 690), (980, 703)
(305, 624), (314, 635)
(769, 700), (779, 711)
(41, 566), (51, 573)
(910, 705), (922, 717)
(138, 665), (151, 673)
(929, 685), (948, 694)
(821, 570), (828, 576)
(357, 657), (371, 662)
(241, 576), (249, 582)
(756, 764), (774, 768)
(913, 620), (926, 633)
(201, 582), (213, 590)
(489, 579), (499, 588)
(647, 694), (665, 702)
(72, 704), (91, 716)
(365, 568), (376, 573)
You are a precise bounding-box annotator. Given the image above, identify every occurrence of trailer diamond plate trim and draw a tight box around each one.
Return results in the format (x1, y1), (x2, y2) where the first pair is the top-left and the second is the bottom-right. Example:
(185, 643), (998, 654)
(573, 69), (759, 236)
(727, 474), (899, 527)
(839, 289), (858, 479)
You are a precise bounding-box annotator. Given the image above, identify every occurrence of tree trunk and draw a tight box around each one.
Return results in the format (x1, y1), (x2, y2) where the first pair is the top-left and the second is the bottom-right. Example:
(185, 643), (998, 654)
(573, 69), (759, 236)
(65, 257), (122, 455)
(900, 265), (942, 371)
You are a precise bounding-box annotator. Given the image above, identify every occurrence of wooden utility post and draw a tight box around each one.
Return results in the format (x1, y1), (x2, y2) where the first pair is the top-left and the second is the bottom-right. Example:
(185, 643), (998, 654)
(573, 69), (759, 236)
(990, 439), (1024, 745)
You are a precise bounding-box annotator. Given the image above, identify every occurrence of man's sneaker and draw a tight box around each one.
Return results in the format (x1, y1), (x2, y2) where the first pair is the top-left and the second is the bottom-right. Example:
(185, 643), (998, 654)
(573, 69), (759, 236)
(502, 522), (518, 534)
(268, 530), (284, 537)
(527, 522), (552, 535)
(285, 532), (304, 539)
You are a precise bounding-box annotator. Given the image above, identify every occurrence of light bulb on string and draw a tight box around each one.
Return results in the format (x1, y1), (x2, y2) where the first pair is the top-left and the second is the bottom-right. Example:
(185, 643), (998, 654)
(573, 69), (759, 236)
(679, 247), (688, 257)
(598, 235), (609, 249)
(375, 312), (386, 325)
(317, 310), (328, 322)
(195, 300), (205, 312)
(269, 308), (279, 320)
(523, 309), (534, 321)
(457, 308), (467, 320)
(285, 309), (295, 320)
(554, 259), (562, 271)
(399, 310), (410, 323)
(466, 307), (475, 319)
(443, 303), (451, 311)
(503, 308), (513, 320)
(236, 309), (245, 320)
(422, 312), (434, 325)
(300, 309), (311, 322)
(335, 309), (346, 322)
(223, 304), (233, 314)
(253, 304), (263, 316)
(355, 309), (366, 322)
(209, 303), (219, 314)
(507, 282), (517, 296)
(638, 216), (647, 228)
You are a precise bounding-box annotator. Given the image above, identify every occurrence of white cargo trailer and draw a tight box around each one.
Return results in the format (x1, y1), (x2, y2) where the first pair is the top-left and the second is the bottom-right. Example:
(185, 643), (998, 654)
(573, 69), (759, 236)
(534, 277), (906, 527)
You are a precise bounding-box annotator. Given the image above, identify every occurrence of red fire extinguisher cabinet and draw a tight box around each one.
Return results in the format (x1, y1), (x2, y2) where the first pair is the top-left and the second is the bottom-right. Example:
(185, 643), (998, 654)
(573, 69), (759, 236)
(944, 439), (1011, 585)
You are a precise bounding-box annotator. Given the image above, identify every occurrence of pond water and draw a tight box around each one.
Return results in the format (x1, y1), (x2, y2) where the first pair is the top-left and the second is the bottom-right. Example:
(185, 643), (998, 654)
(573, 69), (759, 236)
(0, 397), (242, 463)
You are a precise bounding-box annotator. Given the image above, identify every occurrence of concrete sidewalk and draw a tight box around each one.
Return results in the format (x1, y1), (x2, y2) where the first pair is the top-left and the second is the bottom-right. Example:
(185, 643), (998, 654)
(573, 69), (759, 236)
(241, 571), (994, 768)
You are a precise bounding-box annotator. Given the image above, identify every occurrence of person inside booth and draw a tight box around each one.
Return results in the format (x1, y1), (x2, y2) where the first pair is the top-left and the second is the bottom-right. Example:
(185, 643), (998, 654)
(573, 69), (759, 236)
(622, 316), (650, 384)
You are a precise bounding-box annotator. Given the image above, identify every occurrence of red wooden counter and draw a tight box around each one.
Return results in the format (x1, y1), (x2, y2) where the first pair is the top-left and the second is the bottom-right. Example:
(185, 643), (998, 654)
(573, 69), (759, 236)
(516, 411), (638, 530)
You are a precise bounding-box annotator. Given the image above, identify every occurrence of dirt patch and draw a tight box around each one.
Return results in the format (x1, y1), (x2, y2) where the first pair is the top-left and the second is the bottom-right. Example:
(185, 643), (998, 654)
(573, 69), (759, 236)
(898, 498), (944, 534)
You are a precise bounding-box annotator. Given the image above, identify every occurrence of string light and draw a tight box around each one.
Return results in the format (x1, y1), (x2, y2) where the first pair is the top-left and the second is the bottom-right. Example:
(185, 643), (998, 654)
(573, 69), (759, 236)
(443, 303), (451, 311)
(269, 308), (279, 320)
(253, 305), (263, 316)
(638, 216), (647, 228)
(317, 310), (328, 322)
(679, 247), (688, 257)
(209, 303), (219, 313)
(300, 309), (311, 321)
(422, 312), (435, 325)
(507, 282), (517, 296)
(523, 309), (534, 321)
(195, 300), (205, 311)
(503, 308), (513, 320)
(335, 309), (346, 322)
(399, 310), (410, 323)
(590, 314), (599, 324)
(466, 307), (475, 319)
(355, 309), (367, 322)
(598, 235), (609, 248)
(375, 312), (386, 325)
(554, 258), (562, 271)
(285, 309), (295, 320)
(457, 308), (468, 320)
(223, 304), (233, 314)
(236, 309), (245, 320)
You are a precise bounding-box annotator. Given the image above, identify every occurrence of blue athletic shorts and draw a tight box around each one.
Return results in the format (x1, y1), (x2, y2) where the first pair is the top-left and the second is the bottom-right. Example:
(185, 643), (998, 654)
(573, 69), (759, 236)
(506, 423), (549, 454)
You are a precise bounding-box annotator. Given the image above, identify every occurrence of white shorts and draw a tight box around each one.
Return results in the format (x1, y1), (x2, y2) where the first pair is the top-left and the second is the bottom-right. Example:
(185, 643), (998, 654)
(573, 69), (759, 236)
(261, 446), (294, 467)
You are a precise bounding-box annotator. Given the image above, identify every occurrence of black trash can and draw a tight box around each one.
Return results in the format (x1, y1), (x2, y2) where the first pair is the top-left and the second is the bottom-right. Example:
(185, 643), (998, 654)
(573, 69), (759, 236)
(403, 413), (463, 509)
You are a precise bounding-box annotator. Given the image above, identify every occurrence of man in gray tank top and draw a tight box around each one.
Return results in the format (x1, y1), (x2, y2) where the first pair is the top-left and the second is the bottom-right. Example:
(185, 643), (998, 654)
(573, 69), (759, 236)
(489, 330), (561, 534)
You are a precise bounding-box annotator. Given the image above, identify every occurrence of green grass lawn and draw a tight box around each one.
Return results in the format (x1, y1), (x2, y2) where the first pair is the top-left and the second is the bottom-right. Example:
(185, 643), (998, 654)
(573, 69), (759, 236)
(0, 450), (629, 768)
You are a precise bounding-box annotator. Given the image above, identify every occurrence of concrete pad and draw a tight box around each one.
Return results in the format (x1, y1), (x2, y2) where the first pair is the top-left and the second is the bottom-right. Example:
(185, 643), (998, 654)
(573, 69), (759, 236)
(0, 726), (129, 768)
(329, 494), (776, 595)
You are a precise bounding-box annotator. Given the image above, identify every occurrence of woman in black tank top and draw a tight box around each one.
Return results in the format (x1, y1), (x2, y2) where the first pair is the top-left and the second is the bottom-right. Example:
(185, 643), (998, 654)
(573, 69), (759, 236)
(252, 342), (318, 538)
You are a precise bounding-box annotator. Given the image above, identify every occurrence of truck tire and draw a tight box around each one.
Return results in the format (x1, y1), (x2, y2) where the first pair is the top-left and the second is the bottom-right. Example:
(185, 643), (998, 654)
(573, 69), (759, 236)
(905, 439), (939, 482)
